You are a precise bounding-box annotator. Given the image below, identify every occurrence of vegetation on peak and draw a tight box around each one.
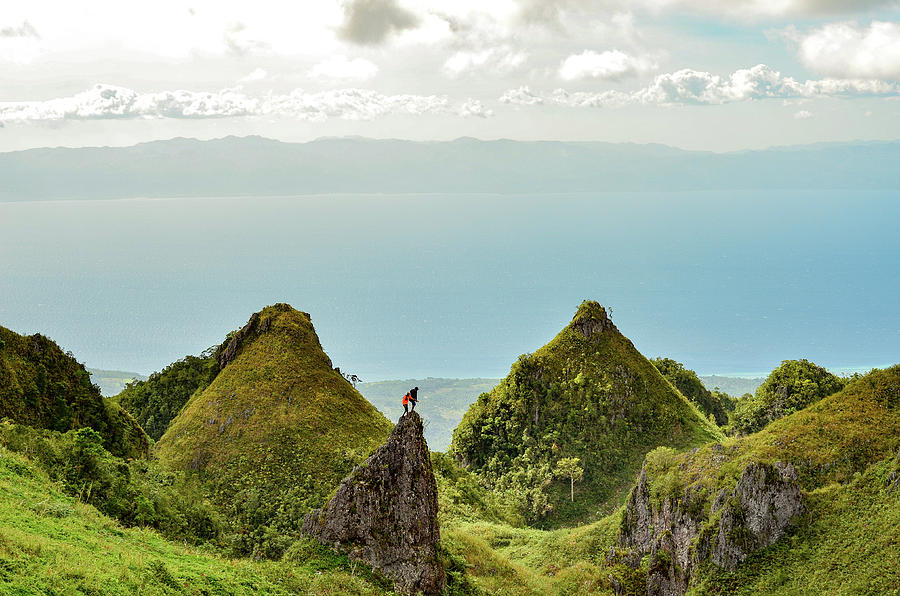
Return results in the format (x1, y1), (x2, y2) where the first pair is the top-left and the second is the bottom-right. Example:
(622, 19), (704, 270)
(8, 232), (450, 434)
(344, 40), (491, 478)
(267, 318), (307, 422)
(154, 303), (393, 558)
(0, 325), (149, 459)
(450, 301), (722, 527)
(652, 357), (730, 426)
(728, 359), (845, 436)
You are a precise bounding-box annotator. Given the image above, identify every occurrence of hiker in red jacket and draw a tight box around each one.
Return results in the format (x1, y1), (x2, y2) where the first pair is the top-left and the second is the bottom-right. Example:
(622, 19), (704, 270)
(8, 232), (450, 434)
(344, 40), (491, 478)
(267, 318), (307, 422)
(403, 392), (411, 415)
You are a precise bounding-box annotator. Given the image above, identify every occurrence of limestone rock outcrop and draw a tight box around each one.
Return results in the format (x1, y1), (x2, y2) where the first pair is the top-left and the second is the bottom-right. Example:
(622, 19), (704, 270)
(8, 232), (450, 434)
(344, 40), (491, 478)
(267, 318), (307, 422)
(618, 457), (804, 596)
(302, 411), (445, 595)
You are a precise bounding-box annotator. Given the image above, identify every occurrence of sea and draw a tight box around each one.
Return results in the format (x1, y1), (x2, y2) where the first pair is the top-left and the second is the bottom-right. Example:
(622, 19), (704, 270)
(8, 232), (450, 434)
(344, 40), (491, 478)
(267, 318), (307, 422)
(1, 191), (897, 380)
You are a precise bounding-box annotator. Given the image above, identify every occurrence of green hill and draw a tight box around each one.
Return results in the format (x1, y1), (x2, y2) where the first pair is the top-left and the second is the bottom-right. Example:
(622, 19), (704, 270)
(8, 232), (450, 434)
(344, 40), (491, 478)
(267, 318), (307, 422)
(0, 325), (148, 459)
(622, 364), (900, 594)
(450, 301), (722, 526)
(357, 377), (500, 451)
(154, 304), (393, 557)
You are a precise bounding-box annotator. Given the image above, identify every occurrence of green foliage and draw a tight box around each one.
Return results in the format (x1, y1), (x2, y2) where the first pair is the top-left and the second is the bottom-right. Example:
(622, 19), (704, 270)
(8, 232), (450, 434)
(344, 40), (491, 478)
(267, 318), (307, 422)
(115, 353), (219, 441)
(652, 357), (729, 426)
(0, 325), (149, 459)
(451, 301), (721, 527)
(728, 359), (845, 435)
(0, 420), (221, 545)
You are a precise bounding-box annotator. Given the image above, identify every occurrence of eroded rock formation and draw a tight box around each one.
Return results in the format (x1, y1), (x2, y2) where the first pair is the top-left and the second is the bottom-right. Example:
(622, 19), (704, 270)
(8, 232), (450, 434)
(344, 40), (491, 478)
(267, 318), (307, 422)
(302, 411), (445, 595)
(618, 457), (804, 596)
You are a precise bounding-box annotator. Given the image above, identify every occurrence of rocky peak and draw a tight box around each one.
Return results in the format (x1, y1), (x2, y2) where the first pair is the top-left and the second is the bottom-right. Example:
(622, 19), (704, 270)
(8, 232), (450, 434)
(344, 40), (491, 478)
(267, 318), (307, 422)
(570, 300), (618, 339)
(302, 411), (445, 595)
(216, 303), (307, 370)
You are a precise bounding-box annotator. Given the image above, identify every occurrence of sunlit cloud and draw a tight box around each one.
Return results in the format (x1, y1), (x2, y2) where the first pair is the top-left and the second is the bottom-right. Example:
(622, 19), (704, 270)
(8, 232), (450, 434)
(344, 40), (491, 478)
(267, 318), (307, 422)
(787, 21), (900, 80)
(0, 83), (490, 123)
(502, 64), (900, 107)
(559, 49), (657, 81)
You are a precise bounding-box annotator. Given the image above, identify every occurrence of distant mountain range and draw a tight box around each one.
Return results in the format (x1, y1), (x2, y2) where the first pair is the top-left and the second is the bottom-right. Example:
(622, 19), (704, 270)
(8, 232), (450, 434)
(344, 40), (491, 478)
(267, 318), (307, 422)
(2, 136), (899, 201)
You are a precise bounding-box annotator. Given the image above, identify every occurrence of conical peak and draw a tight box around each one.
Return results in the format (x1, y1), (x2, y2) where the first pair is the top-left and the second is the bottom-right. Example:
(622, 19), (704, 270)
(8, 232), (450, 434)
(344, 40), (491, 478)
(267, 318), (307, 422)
(216, 303), (312, 370)
(569, 300), (618, 339)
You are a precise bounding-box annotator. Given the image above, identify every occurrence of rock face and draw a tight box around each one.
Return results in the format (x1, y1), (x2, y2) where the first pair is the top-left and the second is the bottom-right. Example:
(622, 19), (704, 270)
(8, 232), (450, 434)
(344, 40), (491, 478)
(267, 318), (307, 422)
(303, 411), (445, 595)
(618, 457), (804, 596)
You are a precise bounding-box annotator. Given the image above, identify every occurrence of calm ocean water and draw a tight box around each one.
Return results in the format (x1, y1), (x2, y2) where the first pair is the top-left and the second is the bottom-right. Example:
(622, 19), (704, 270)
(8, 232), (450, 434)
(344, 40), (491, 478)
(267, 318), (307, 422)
(1, 192), (897, 379)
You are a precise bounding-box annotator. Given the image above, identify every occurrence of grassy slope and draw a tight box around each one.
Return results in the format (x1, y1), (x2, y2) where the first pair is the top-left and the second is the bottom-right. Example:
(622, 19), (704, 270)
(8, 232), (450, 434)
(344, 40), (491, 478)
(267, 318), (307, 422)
(358, 378), (500, 451)
(0, 446), (388, 595)
(451, 301), (721, 525)
(690, 452), (900, 595)
(0, 326), (148, 460)
(155, 304), (392, 511)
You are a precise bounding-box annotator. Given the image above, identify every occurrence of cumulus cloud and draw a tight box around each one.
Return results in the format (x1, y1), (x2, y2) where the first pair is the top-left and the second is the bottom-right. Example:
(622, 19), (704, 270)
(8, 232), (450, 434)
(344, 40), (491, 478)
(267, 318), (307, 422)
(794, 109), (814, 118)
(443, 46), (527, 77)
(498, 86), (544, 105)
(337, 0), (420, 45)
(308, 55), (379, 80)
(789, 21), (900, 80)
(0, 83), (465, 124)
(457, 98), (493, 117)
(502, 63), (900, 107)
(559, 49), (657, 81)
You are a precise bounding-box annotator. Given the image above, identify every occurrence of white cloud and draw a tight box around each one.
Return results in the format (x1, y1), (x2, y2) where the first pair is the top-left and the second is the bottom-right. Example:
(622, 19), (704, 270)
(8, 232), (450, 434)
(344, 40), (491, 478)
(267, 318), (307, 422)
(794, 109), (814, 118)
(789, 21), (900, 80)
(498, 86), (544, 105)
(502, 63), (900, 107)
(239, 68), (269, 83)
(308, 55), (379, 80)
(559, 49), (657, 81)
(0, 83), (462, 123)
(443, 46), (527, 77)
(457, 98), (493, 117)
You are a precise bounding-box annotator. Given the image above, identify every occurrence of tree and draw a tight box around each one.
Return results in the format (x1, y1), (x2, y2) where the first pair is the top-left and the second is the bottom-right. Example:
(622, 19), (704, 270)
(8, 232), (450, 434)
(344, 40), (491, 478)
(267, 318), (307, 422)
(554, 457), (584, 502)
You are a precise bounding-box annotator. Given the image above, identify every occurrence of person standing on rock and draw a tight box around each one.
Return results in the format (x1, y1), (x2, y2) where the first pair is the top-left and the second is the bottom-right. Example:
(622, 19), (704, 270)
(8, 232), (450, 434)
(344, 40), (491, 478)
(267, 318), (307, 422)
(409, 386), (419, 412)
(402, 391), (411, 415)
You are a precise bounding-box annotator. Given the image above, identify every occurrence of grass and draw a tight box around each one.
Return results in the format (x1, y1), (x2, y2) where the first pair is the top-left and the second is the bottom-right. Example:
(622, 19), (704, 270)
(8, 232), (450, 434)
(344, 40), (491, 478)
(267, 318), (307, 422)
(0, 446), (391, 595)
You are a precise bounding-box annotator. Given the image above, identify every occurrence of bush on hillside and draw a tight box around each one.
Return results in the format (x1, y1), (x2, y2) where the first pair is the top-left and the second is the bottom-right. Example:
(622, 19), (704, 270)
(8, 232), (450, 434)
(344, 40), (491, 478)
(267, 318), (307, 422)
(0, 421), (221, 544)
(728, 359), (845, 435)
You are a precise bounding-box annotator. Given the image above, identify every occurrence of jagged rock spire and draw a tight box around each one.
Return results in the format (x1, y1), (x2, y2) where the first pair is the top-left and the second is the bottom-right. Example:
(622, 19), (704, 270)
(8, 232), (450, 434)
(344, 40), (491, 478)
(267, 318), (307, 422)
(303, 411), (445, 595)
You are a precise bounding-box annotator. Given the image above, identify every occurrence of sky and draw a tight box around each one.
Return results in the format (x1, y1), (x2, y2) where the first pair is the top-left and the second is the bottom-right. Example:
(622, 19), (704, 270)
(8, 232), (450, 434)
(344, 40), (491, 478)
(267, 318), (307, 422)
(2, 0), (900, 152)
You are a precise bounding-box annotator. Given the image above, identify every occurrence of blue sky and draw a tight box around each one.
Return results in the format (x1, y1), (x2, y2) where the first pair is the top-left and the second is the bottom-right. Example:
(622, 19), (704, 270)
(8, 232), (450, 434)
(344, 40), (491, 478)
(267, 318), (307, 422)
(2, 0), (900, 151)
